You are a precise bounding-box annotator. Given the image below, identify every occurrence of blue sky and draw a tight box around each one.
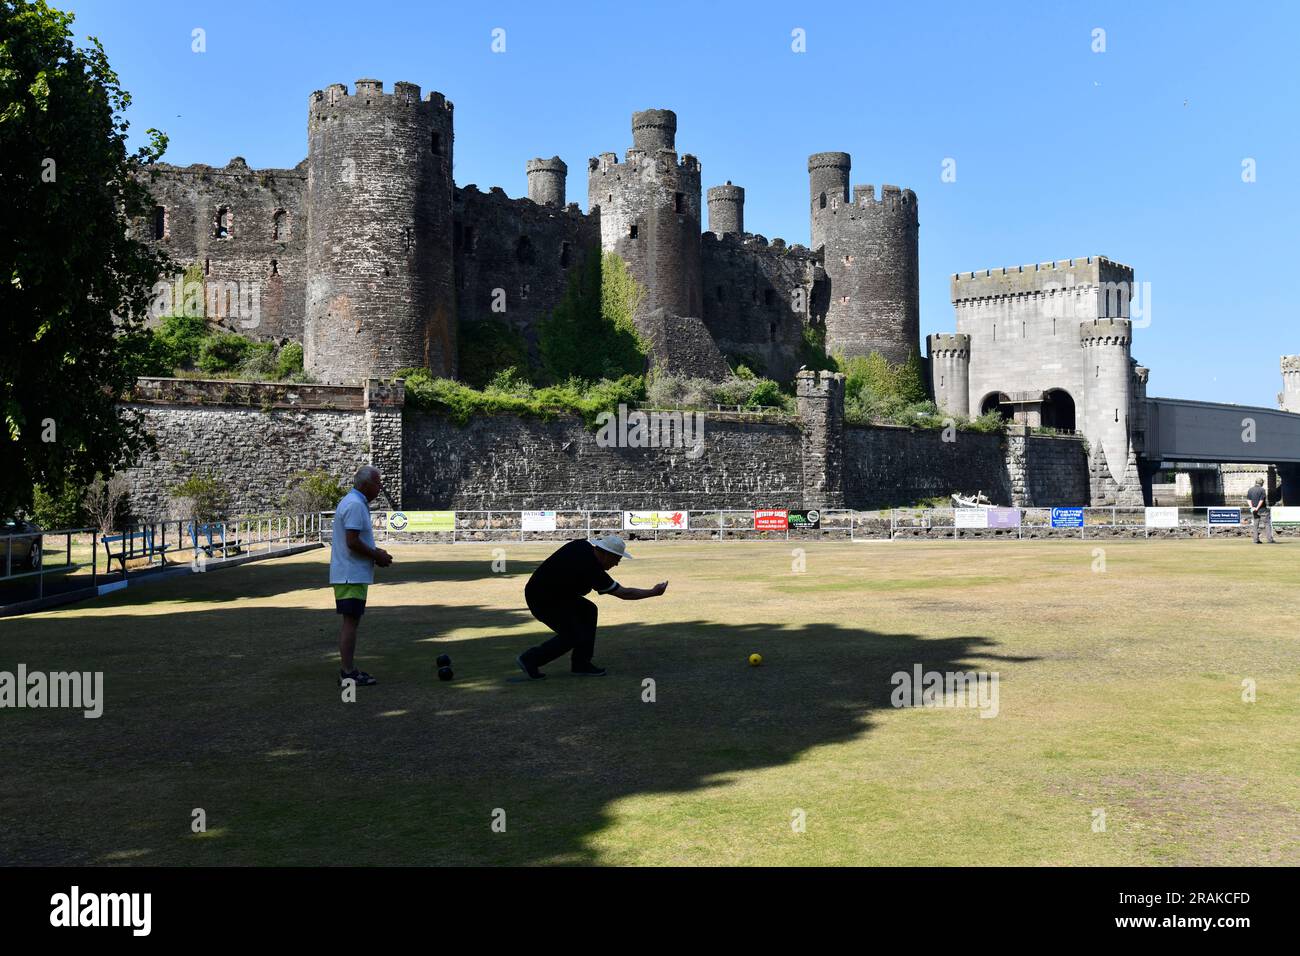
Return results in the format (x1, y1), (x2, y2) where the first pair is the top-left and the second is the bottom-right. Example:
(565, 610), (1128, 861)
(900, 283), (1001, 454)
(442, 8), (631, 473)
(71, 0), (1298, 407)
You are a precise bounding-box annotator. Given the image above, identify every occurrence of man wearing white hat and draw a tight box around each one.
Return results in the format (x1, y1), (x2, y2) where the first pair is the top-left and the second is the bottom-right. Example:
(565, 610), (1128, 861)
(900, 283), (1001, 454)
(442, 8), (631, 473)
(516, 535), (668, 679)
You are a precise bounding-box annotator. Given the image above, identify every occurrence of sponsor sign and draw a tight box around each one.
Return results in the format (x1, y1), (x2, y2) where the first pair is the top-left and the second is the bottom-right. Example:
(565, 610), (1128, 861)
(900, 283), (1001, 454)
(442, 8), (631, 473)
(787, 509), (821, 530)
(387, 511), (455, 532)
(954, 509), (988, 529)
(1145, 507), (1179, 528)
(754, 509), (789, 531)
(1272, 506), (1300, 527)
(1207, 508), (1241, 526)
(521, 510), (557, 532)
(987, 507), (1021, 529)
(1051, 507), (1085, 528)
(623, 510), (688, 530)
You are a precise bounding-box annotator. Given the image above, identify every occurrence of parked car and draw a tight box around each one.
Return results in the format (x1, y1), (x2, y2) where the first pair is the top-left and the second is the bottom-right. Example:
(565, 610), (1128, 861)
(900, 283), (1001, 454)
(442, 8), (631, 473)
(1, 518), (43, 572)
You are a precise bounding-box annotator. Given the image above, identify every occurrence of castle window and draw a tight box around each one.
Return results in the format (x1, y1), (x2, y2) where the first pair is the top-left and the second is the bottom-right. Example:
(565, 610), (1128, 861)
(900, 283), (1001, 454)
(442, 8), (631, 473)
(629, 224), (638, 239)
(521, 283), (530, 300)
(404, 227), (413, 253)
(764, 289), (774, 307)
(204, 258), (210, 276)
(432, 132), (442, 156)
(716, 285), (723, 303)
(516, 235), (534, 264)
(674, 192), (684, 214)
(272, 209), (288, 240)
(819, 192), (826, 209)
(560, 242), (571, 268)
(270, 259), (278, 276)
(463, 226), (476, 257)
(214, 206), (231, 239)
(770, 321), (777, 341)
(152, 206), (167, 240)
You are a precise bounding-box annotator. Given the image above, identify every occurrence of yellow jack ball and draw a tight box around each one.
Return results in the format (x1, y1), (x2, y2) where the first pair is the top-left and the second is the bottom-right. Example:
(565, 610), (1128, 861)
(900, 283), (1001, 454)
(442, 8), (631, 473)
(748, 653), (763, 666)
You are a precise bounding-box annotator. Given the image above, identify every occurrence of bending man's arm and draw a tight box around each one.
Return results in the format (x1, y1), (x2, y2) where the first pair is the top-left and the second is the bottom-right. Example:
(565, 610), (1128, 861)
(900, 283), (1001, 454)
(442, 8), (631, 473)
(611, 581), (668, 600)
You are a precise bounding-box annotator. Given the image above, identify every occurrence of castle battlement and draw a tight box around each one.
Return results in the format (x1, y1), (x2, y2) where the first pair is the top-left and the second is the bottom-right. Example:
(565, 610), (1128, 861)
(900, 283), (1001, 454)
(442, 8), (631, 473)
(700, 231), (816, 259)
(150, 158), (307, 182)
(454, 183), (587, 221)
(1282, 355), (1300, 373)
(951, 256), (1134, 303)
(850, 184), (918, 208)
(309, 79), (452, 114)
(1079, 317), (1132, 347)
(927, 332), (971, 358)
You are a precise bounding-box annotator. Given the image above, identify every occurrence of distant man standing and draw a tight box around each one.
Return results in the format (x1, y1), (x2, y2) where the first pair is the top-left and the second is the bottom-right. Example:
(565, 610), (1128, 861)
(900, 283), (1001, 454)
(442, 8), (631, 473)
(1246, 478), (1276, 545)
(516, 535), (667, 679)
(331, 465), (393, 686)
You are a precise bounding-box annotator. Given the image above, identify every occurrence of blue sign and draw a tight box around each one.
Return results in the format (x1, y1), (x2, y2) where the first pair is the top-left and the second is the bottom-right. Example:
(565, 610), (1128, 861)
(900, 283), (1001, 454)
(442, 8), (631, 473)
(1051, 507), (1085, 528)
(1208, 508), (1241, 526)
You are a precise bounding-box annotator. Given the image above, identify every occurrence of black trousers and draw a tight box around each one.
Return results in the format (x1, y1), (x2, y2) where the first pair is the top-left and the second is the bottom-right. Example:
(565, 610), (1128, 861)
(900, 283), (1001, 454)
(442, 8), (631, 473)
(522, 596), (598, 669)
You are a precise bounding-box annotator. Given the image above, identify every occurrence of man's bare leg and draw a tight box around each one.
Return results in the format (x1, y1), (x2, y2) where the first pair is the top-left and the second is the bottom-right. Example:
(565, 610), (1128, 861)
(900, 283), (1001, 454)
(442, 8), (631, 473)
(339, 614), (360, 672)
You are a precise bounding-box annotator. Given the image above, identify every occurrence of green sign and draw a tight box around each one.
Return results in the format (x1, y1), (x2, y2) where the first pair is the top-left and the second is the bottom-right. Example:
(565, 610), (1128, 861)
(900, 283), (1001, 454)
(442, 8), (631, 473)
(387, 511), (455, 532)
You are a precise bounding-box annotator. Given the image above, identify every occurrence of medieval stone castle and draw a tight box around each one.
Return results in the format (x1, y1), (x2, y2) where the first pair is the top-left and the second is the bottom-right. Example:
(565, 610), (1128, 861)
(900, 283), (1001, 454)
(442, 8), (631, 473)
(139, 77), (1299, 508)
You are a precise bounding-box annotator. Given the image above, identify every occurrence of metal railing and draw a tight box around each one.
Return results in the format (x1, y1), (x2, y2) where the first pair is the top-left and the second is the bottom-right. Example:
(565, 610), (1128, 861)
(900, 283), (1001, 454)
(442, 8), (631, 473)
(0, 526), (98, 599)
(330, 506), (1294, 544)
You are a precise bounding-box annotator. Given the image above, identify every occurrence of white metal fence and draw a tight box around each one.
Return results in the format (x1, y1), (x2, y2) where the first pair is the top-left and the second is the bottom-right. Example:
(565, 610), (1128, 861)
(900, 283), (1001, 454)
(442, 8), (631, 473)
(319, 507), (1295, 544)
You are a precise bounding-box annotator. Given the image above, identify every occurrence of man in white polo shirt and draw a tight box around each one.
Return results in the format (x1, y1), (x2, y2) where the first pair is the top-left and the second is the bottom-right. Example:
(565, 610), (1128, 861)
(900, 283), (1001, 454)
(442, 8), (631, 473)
(331, 465), (393, 686)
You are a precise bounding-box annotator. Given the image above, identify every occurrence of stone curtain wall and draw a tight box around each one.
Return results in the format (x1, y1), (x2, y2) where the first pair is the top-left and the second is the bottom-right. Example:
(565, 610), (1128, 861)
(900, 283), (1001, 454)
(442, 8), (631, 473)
(402, 412), (803, 510)
(119, 378), (397, 519)
(115, 376), (1089, 518)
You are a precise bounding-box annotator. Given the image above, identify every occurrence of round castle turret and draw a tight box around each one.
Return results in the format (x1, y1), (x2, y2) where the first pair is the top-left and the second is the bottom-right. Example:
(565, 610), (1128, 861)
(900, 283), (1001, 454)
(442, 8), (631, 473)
(1079, 318), (1134, 487)
(927, 333), (971, 417)
(809, 152), (919, 364)
(589, 108), (703, 321)
(526, 156), (567, 207)
(1281, 355), (1300, 413)
(706, 181), (744, 237)
(304, 79), (456, 384)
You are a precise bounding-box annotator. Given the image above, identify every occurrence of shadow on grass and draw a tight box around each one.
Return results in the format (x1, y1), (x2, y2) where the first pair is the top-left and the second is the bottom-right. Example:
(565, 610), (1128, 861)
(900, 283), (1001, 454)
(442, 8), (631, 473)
(0, 552), (1037, 866)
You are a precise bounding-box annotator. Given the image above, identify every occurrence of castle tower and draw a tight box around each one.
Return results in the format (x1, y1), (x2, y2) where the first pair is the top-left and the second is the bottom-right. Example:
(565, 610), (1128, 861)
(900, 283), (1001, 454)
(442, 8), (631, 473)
(927, 333), (971, 417)
(304, 79), (456, 384)
(1280, 355), (1300, 413)
(809, 153), (920, 364)
(1080, 318), (1138, 504)
(589, 108), (703, 324)
(706, 181), (744, 237)
(796, 369), (846, 509)
(526, 156), (567, 207)
(807, 152), (850, 252)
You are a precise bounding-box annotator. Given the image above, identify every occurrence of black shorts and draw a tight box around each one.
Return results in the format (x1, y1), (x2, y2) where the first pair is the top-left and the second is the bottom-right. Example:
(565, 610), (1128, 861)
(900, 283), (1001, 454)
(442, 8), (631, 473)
(335, 598), (367, 617)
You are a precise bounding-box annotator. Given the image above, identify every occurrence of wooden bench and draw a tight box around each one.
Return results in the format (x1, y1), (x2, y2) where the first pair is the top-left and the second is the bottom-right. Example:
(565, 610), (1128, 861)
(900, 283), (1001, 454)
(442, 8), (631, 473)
(101, 528), (173, 573)
(188, 522), (243, 559)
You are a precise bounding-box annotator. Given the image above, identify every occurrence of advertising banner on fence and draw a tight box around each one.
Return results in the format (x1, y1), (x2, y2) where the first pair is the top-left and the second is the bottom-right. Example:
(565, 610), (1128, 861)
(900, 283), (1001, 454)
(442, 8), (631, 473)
(1272, 506), (1300, 527)
(623, 510), (689, 531)
(754, 509), (789, 531)
(787, 509), (821, 530)
(1051, 507), (1085, 528)
(521, 511), (557, 532)
(1208, 508), (1242, 526)
(387, 511), (455, 532)
(955, 509), (988, 528)
(987, 507), (1022, 529)
(1145, 507), (1179, 528)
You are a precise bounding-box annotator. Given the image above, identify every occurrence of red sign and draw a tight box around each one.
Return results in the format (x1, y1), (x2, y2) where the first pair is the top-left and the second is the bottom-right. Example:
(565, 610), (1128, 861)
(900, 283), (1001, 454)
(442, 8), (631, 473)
(754, 509), (789, 531)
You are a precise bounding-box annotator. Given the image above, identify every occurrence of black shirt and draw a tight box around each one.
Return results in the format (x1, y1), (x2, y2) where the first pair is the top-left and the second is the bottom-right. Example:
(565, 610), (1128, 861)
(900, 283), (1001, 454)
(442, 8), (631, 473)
(1247, 486), (1268, 511)
(525, 540), (619, 606)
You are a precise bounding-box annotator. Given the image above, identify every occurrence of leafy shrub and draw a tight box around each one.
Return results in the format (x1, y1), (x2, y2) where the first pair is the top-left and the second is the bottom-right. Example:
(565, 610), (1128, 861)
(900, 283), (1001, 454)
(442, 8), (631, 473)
(197, 333), (252, 374)
(239, 341), (278, 378)
(399, 367), (644, 428)
(30, 480), (85, 528)
(282, 469), (345, 515)
(170, 472), (231, 522)
(276, 343), (304, 379)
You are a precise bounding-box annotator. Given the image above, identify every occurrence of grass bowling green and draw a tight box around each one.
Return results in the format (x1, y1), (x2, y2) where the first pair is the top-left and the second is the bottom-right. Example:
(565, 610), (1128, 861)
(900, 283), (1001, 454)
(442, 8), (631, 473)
(2, 539), (1297, 865)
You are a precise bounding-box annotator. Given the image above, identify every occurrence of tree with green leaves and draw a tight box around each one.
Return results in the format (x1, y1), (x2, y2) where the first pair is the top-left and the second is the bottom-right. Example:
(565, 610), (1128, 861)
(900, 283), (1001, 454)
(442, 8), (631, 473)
(1, 0), (171, 518)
